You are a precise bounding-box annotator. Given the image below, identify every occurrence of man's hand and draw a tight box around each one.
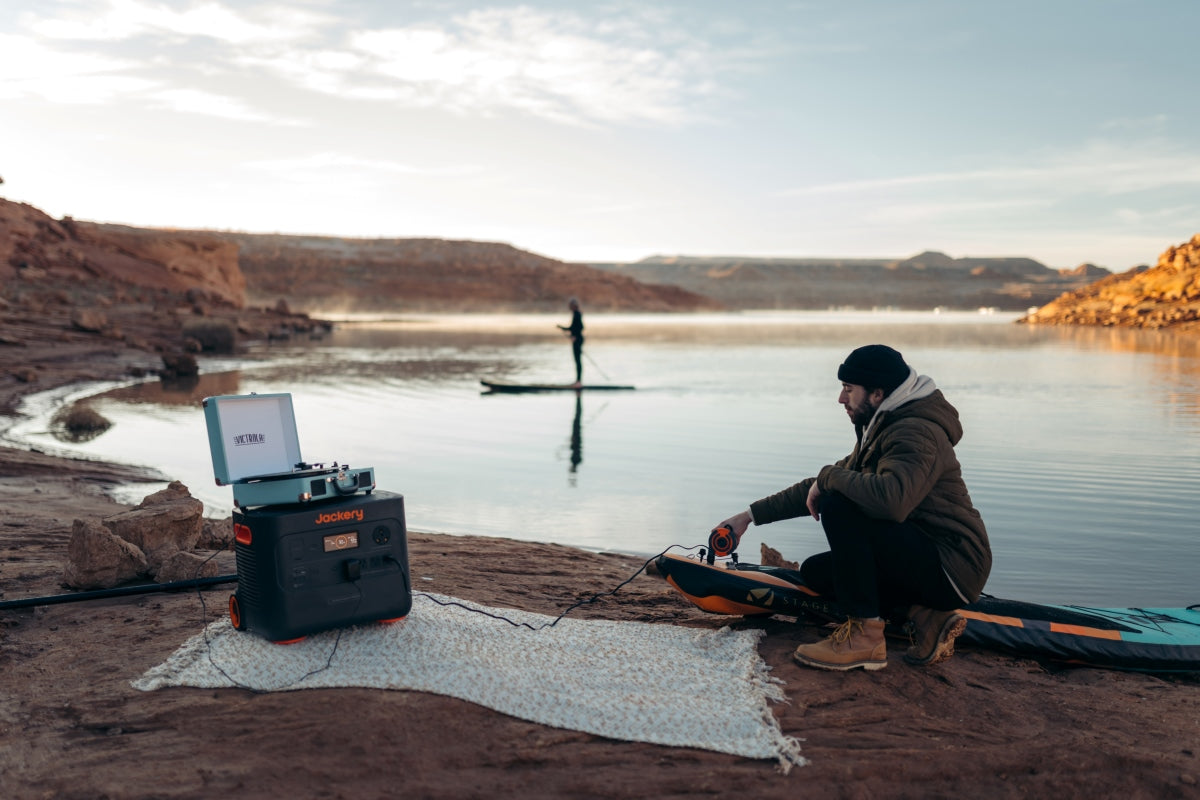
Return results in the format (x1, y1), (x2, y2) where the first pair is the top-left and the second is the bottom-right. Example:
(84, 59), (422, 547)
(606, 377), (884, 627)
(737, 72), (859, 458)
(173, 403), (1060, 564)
(715, 509), (752, 543)
(806, 482), (822, 520)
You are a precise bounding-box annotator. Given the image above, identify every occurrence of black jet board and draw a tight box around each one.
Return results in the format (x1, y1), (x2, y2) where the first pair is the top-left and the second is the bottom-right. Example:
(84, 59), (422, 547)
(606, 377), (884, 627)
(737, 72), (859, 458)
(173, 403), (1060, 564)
(481, 380), (634, 394)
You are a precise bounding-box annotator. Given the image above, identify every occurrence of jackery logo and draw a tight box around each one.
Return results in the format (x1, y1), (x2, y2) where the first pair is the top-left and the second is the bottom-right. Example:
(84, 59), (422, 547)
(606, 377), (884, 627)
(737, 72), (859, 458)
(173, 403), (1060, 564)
(315, 509), (364, 525)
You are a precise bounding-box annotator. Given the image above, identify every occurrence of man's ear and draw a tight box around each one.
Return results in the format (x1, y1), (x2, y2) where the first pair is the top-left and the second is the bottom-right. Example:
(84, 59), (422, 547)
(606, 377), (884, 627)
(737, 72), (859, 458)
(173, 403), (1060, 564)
(869, 388), (886, 406)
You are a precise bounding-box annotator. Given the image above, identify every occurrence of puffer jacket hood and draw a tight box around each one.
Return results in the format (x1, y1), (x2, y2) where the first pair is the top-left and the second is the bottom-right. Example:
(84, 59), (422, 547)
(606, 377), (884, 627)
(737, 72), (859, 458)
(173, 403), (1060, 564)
(855, 377), (962, 462)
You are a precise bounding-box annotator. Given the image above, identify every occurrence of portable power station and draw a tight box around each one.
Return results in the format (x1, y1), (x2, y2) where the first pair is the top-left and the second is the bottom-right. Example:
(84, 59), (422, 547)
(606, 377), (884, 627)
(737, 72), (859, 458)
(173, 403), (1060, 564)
(228, 490), (412, 642)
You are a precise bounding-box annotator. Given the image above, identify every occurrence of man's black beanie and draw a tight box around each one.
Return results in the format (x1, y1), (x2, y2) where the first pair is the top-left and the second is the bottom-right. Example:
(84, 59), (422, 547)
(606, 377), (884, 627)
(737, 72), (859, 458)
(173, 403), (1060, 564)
(837, 344), (910, 393)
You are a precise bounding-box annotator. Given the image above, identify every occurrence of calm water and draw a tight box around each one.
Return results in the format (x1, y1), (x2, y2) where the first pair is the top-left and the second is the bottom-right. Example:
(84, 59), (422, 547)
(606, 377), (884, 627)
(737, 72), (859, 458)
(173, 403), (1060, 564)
(7, 311), (1200, 608)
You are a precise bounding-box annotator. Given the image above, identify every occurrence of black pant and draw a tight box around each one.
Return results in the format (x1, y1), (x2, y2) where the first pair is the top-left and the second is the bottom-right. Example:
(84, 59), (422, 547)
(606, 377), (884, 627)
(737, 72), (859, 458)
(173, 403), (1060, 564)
(799, 492), (962, 619)
(571, 337), (583, 383)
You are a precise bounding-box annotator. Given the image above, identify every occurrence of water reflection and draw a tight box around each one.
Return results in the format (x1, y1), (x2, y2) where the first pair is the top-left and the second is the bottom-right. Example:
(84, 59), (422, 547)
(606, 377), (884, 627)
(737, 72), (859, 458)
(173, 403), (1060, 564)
(569, 394), (582, 483)
(94, 371), (245, 406)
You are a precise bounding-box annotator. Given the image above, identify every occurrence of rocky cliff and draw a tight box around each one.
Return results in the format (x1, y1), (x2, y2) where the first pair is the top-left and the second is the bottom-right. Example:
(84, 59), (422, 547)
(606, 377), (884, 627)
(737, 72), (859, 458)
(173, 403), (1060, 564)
(1019, 234), (1200, 333)
(1, 199), (245, 306)
(6, 194), (1197, 333)
(0, 199), (324, 414)
(226, 233), (720, 313)
(586, 251), (1112, 311)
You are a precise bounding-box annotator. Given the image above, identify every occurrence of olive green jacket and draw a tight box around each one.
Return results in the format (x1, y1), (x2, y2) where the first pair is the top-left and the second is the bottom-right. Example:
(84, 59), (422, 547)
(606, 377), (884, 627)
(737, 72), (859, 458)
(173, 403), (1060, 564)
(749, 386), (992, 603)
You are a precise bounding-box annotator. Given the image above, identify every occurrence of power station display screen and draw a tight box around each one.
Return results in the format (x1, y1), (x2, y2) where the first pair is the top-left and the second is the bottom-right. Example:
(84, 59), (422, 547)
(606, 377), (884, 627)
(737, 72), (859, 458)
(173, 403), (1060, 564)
(323, 531), (360, 552)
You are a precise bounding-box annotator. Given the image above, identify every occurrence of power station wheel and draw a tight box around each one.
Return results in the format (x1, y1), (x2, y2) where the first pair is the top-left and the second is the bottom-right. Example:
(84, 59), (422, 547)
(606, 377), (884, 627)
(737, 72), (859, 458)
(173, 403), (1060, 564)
(228, 594), (246, 631)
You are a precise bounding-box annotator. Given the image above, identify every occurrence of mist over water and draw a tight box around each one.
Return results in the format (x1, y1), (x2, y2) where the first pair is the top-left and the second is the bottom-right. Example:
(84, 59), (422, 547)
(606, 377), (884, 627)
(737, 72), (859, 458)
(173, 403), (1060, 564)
(9, 311), (1200, 608)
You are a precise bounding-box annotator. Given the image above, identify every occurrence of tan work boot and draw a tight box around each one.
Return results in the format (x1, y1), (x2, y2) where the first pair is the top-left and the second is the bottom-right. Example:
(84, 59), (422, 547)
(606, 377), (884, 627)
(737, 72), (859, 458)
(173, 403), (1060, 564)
(903, 605), (967, 666)
(792, 617), (887, 671)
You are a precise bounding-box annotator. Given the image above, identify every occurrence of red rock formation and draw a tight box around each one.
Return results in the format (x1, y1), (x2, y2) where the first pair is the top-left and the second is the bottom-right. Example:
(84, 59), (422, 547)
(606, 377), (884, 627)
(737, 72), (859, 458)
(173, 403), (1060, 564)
(0, 199), (329, 414)
(1020, 234), (1200, 332)
(591, 252), (1107, 311)
(228, 233), (722, 313)
(0, 199), (245, 306)
(1059, 263), (1112, 278)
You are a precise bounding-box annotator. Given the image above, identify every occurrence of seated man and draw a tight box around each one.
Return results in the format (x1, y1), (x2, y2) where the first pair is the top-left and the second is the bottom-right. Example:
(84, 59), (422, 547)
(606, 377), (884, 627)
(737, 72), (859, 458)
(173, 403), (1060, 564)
(717, 344), (992, 671)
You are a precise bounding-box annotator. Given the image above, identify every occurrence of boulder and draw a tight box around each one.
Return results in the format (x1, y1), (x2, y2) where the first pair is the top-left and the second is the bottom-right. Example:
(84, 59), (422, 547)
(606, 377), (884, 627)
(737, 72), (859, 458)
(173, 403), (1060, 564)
(153, 550), (223, 583)
(198, 516), (235, 550)
(103, 481), (203, 572)
(180, 319), (236, 353)
(62, 517), (149, 590)
(161, 352), (198, 377)
(70, 308), (108, 333)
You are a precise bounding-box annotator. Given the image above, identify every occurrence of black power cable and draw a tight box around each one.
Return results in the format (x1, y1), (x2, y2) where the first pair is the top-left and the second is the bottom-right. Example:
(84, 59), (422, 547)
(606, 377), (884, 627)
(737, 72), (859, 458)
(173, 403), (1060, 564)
(413, 545), (693, 630)
(0, 574), (238, 611)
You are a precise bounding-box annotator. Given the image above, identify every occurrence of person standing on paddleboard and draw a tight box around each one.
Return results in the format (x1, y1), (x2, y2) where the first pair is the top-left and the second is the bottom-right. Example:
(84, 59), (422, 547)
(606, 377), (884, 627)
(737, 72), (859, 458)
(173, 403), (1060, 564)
(557, 297), (584, 388)
(716, 344), (991, 672)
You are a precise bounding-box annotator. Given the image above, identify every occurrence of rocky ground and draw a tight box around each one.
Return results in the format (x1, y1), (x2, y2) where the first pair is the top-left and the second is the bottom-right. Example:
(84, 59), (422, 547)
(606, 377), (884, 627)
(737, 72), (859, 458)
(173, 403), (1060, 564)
(2, 448), (1198, 799)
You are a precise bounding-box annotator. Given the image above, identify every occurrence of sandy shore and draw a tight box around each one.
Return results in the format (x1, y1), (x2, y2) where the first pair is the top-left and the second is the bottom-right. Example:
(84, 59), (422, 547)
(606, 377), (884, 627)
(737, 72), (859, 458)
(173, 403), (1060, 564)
(1, 322), (1198, 799)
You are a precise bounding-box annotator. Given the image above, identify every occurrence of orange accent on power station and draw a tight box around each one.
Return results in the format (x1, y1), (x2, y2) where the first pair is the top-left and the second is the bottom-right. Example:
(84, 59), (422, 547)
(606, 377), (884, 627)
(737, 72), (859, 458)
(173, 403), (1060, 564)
(228, 595), (242, 629)
(234, 523), (252, 546)
(273, 636), (307, 645)
(377, 616), (407, 624)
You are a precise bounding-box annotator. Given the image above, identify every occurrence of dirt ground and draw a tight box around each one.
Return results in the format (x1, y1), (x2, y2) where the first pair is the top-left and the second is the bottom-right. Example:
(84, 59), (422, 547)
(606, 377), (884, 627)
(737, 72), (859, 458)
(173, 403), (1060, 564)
(1, 321), (1198, 799)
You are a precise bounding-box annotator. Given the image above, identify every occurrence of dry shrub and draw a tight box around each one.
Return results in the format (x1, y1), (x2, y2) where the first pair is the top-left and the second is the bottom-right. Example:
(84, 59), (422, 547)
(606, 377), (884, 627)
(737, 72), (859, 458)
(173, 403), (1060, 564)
(181, 319), (236, 353)
(51, 403), (112, 443)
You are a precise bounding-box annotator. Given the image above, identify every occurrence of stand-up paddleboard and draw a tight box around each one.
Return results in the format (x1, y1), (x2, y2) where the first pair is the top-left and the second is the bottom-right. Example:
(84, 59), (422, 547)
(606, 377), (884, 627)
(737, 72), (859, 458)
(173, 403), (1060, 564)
(480, 380), (634, 393)
(653, 552), (1200, 673)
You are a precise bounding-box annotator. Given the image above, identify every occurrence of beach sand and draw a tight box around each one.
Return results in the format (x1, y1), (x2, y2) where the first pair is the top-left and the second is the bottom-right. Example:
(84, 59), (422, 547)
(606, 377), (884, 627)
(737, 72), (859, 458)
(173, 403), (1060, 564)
(1, 320), (1197, 799)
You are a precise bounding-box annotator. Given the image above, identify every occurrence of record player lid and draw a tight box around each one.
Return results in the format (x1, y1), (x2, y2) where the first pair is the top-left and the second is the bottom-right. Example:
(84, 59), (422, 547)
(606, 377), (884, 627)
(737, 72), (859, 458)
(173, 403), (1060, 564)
(202, 393), (304, 484)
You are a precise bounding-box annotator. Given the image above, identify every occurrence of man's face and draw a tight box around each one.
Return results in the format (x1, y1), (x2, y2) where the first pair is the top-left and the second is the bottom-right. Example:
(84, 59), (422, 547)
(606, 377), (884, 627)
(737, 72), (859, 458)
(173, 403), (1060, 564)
(839, 382), (880, 426)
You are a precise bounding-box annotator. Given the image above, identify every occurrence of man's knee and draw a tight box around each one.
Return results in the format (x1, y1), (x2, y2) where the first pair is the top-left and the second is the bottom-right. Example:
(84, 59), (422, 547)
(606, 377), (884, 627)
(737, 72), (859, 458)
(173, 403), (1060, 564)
(818, 491), (859, 526)
(800, 551), (835, 595)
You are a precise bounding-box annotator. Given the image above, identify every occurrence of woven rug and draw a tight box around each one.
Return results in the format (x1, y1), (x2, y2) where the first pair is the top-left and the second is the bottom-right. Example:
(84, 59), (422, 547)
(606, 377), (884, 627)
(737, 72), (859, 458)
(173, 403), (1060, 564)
(133, 593), (804, 771)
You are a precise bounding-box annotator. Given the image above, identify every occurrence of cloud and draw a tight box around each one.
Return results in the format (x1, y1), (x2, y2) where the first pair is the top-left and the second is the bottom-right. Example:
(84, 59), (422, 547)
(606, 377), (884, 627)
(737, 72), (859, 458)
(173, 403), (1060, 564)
(864, 197), (1054, 226)
(249, 5), (726, 126)
(27, 0), (329, 46)
(8, 1), (736, 126)
(244, 152), (482, 180)
(0, 32), (155, 102)
(146, 87), (305, 124)
(779, 139), (1200, 201)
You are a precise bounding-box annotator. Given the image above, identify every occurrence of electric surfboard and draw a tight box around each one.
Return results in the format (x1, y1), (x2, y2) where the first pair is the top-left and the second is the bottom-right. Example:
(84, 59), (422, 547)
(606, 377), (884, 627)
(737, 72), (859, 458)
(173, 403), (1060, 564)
(653, 552), (1200, 673)
(480, 380), (635, 393)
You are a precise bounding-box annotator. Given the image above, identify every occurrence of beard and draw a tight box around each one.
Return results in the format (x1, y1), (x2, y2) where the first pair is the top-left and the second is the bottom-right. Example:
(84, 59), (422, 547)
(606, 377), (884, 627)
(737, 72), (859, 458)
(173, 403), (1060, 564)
(847, 395), (879, 427)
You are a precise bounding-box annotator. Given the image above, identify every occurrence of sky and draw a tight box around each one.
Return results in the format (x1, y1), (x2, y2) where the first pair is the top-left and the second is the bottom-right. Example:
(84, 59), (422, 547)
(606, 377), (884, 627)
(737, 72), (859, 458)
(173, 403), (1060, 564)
(2, 1), (1197, 269)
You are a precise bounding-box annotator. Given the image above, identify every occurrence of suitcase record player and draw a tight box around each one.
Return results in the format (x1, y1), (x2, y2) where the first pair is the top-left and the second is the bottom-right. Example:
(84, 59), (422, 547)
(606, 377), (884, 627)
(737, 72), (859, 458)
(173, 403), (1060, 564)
(203, 392), (376, 510)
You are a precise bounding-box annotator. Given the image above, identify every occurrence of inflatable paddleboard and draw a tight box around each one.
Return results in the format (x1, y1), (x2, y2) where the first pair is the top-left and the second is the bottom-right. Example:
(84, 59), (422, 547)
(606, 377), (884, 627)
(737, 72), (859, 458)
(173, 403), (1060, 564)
(653, 552), (1200, 673)
(480, 380), (635, 393)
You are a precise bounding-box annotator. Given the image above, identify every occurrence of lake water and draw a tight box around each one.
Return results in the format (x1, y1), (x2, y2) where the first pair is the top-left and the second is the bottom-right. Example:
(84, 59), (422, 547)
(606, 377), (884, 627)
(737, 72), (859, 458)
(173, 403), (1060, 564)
(7, 311), (1200, 608)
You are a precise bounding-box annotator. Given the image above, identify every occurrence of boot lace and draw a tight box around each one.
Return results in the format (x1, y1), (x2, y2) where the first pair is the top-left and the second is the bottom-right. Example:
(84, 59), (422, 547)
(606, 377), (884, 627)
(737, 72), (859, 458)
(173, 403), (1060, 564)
(829, 618), (863, 645)
(903, 619), (917, 647)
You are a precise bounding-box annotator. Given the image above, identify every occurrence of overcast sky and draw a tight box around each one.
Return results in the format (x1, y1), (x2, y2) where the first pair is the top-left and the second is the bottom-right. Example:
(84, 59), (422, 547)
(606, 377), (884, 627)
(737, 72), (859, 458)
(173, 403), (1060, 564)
(2, 1), (1197, 268)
